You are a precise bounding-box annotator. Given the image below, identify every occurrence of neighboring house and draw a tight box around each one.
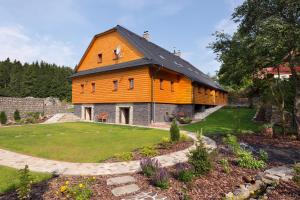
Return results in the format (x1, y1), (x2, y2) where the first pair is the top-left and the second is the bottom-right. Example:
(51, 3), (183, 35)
(71, 25), (227, 125)
(258, 66), (300, 79)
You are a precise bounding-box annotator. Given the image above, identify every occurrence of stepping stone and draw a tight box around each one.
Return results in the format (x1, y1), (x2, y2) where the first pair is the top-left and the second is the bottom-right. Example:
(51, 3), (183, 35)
(107, 175), (136, 185)
(122, 191), (168, 200)
(111, 184), (140, 197)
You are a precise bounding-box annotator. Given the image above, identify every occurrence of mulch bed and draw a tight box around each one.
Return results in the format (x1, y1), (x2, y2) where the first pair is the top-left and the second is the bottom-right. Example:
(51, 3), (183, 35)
(103, 140), (194, 162)
(266, 180), (300, 200)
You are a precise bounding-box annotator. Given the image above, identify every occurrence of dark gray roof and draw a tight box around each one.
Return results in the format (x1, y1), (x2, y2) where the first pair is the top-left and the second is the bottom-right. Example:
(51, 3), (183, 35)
(72, 25), (226, 92)
(70, 58), (151, 78)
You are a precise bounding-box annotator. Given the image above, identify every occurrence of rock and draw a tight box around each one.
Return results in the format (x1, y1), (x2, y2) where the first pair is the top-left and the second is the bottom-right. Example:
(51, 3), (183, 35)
(107, 176), (136, 186)
(111, 184), (140, 197)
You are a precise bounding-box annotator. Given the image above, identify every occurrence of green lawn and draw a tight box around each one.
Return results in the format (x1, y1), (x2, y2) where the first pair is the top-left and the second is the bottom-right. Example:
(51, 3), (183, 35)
(182, 107), (261, 135)
(0, 165), (51, 194)
(0, 122), (168, 162)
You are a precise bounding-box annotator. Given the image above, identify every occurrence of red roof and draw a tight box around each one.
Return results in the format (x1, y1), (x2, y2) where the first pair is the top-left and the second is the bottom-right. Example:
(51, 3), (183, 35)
(264, 66), (300, 75)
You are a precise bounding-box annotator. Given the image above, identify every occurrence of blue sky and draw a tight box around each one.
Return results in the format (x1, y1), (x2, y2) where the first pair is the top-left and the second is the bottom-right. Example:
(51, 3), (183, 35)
(0, 0), (244, 75)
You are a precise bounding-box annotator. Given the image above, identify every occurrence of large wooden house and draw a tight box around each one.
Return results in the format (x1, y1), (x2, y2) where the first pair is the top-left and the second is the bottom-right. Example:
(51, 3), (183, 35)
(71, 25), (227, 125)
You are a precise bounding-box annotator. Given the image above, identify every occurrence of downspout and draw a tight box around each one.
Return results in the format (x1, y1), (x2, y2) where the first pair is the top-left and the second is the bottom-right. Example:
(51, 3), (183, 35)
(151, 64), (162, 124)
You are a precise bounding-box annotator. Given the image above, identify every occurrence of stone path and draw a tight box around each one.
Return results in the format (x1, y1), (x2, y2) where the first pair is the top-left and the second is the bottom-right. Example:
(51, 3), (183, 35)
(123, 191), (168, 200)
(43, 113), (80, 124)
(0, 131), (217, 175)
(193, 105), (223, 121)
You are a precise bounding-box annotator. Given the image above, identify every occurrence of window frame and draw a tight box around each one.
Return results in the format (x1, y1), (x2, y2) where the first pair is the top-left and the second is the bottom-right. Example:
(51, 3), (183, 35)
(113, 80), (118, 91)
(91, 82), (96, 93)
(160, 79), (164, 90)
(97, 53), (103, 63)
(129, 78), (134, 90)
(170, 81), (174, 92)
(80, 84), (84, 94)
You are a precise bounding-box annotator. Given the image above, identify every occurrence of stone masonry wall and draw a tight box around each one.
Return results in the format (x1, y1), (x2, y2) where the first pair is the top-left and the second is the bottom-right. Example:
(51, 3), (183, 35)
(0, 97), (70, 120)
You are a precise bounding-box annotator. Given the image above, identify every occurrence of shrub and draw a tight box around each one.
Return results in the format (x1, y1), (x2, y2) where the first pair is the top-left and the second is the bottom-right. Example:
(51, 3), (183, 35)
(188, 142), (212, 176)
(236, 150), (265, 169)
(175, 163), (194, 183)
(259, 149), (268, 162)
(0, 111), (7, 125)
(14, 109), (21, 121)
(220, 158), (231, 174)
(26, 112), (41, 120)
(114, 152), (133, 161)
(170, 119), (180, 142)
(140, 158), (161, 177)
(17, 165), (32, 200)
(180, 133), (190, 142)
(160, 137), (171, 149)
(58, 177), (95, 200)
(152, 168), (169, 189)
(140, 145), (158, 157)
(292, 163), (300, 187)
(223, 134), (241, 153)
(178, 117), (192, 124)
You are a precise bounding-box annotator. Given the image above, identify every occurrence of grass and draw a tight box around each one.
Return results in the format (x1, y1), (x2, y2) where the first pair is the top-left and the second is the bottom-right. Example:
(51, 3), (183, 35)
(182, 107), (262, 135)
(0, 122), (168, 163)
(0, 165), (51, 194)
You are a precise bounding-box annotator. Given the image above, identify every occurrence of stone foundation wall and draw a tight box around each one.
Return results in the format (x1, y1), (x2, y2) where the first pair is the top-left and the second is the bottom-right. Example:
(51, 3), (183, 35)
(132, 103), (151, 125)
(0, 97), (70, 120)
(154, 103), (194, 122)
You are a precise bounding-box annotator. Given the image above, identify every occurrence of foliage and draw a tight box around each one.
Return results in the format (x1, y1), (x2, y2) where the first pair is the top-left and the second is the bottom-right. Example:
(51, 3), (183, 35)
(14, 110), (21, 121)
(262, 123), (273, 129)
(151, 168), (169, 189)
(17, 165), (32, 200)
(293, 163), (300, 187)
(259, 149), (268, 162)
(224, 134), (265, 169)
(220, 158), (231, 174)
(140, 145), (158, 157)
(180, 133), (190, 142)
(182, 107), (261, 135)
(236, 150), (265, 169)
(170, 119), (180, 142)
(0, 111), (7, 125)
(188, 139), (212, 176)
(178, 117), (192, 124)
(140, 158), (161, 177)
(58, 177), (95, 200)
(114, 152), (133, 161)
(174, 163), (194, 183)
(160, 137), (171, 149)
(0, 58), (73, 101)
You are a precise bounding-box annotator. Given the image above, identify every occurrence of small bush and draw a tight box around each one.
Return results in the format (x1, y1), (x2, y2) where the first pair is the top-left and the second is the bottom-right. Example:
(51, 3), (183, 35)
(220, 158), (231, 174)
(26, 112), (41, 120)
(180, 133), (190, 142)
(292, 163), (300, 187)
(170, 119), (180, 142)
(188, 142), (212, 176)
(237, 150), (265, 169)
(140, 145), (158, 157)
(0, 111), (7, 125)
(140, 158), (161, 177)
(17, 165), (32, 200)
(160, 137), (171, 149)
(259, 149), (268, 162)
(152, 168), (169, 189)
(114, 152), (133, 161)
(178, 117), (192, 124)
(14, 109), (21, 121)
(175, 163), (194, 183)
(223, 134), (241, 153)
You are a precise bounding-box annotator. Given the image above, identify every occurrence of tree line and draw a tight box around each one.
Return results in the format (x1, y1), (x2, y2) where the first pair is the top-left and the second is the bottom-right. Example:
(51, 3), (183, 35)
(0, 58), (73, 101)
(210, 0), (300, 137)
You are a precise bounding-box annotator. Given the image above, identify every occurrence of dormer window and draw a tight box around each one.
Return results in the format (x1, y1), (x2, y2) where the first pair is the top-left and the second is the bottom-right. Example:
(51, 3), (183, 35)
(97, 53), (102, 63)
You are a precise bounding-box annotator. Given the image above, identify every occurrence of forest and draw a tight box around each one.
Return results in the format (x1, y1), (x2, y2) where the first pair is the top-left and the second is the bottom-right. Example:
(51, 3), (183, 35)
(0, 58), (73, 101)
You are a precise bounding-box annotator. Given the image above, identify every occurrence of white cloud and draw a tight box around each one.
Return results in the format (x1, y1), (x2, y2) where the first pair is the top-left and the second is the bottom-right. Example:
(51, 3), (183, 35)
(224, 0), (245, 10)
(0, 25), (77, 67)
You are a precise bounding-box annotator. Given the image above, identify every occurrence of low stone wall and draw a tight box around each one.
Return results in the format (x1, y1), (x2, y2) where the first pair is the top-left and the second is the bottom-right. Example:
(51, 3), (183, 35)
(0, 97), (71, 120)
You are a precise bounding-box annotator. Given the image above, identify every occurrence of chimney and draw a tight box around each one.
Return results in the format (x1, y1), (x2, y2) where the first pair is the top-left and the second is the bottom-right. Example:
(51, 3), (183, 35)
(174, 50), (181, 57)
(143, 31), (150, 41)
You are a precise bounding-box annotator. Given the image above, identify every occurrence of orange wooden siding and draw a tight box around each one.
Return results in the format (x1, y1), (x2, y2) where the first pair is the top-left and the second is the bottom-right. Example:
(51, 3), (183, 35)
(193, 85), (227, 105)
(72, 66), (151, 104)
(153, 69), (193, 104)
(77, 31), (143, 72)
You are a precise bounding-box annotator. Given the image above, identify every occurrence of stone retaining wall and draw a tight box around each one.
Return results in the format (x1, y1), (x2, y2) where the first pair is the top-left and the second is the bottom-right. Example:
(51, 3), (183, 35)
(0, 97), (71, 120)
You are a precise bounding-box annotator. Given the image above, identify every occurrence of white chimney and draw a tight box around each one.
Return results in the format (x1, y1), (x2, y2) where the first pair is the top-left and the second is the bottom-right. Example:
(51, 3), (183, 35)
(143, 31), (150, 41)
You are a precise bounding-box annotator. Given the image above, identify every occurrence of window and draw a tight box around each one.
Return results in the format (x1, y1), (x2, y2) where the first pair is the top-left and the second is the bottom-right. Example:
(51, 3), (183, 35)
(129, 78), (134, 90)
(80, 84), (84, 93)
(198, 86), (201, 93)
(97, 53), (102, 63)
(160, 79), (164, 90)
(205, 88), (208, 95)
(91, 82), (95, 93)
(113, 80), (118, 91)
(171, 81), (174, 92)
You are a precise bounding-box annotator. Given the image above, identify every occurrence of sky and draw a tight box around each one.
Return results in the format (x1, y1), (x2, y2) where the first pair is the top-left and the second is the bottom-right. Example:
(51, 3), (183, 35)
(0, 0), (244, 75)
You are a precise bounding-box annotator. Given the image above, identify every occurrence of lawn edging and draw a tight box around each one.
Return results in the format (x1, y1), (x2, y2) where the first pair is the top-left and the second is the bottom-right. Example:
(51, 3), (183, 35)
(0, 126), (217, 176)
